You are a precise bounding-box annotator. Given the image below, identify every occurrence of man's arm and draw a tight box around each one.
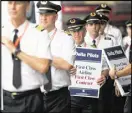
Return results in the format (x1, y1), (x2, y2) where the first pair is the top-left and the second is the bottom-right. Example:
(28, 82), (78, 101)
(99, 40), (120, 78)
(109, 63), (131, 79)
(116, 63), (131, 77)
(17, 52), (51, 73)
(97, 69), (109, 85)
(97, 55), (109, 86)
(51, 35), (76, 71)
(2, 37), (51, 74)
(52, 57), (74, 70)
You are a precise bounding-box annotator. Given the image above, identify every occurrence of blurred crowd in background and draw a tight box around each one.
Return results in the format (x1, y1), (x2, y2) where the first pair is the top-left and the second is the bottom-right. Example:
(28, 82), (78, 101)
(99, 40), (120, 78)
(2, 1), (131, 38)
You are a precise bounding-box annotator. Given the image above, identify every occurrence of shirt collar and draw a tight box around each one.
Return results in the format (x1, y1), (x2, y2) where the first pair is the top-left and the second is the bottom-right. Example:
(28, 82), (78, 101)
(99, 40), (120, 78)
(9, 20), (28, 36)
(75, 42), (85, 47)
(85, 32), (100, 45)
(48, 28), (56, 38)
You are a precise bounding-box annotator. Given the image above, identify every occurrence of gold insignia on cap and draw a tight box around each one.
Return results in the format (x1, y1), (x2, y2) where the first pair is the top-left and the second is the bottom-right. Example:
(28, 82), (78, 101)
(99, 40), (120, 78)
(70, 19), (76, 24)
(101, 4), (107, 8)
(41, 1), (47, 5)
(90, 12), (96, 17)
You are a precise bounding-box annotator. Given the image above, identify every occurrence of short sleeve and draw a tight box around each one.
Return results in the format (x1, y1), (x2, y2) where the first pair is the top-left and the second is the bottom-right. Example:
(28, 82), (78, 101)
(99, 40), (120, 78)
(61, 35), (76, 65)
(36, 30), (52, 60)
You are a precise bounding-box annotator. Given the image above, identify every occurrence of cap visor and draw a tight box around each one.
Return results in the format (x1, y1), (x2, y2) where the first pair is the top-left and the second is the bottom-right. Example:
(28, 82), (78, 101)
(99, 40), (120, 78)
(38, 10), (57, 14)
(87, 20), (100, 24)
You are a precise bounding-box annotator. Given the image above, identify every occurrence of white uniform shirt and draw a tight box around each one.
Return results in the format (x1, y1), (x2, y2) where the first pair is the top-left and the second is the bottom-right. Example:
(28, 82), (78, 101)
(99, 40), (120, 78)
(84, 32), (112, 70)
(46, 28), (76, 91)
(2, 20), (52, 92)
(123, 36), (131, 59)
(104, 23), (123, 46)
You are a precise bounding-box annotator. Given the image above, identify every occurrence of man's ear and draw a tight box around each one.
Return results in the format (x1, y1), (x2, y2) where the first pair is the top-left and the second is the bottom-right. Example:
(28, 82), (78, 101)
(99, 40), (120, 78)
(55, 14), (58, 21)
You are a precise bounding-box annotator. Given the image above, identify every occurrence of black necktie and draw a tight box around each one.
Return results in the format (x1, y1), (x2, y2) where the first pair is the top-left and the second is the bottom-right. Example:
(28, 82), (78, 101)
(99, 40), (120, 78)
(91, 40), (97, 48)
(77, 45), (81, 47)
(44, 66), (52, 91)
(12, 29), (22, 89)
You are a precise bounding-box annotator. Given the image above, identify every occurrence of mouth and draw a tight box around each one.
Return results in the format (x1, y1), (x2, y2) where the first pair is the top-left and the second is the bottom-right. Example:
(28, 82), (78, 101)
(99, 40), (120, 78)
(10, 11), (17, 15)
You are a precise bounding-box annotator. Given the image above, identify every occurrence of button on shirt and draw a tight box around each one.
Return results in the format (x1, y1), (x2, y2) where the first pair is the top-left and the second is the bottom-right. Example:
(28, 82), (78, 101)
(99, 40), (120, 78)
(75, 42), (86, 48)
(47, 28), (76, 91)
(2, 20), (52, 92)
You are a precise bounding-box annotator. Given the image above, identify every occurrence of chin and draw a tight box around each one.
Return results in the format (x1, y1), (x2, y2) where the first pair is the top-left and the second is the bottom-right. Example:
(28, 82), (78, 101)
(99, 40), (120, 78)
(10, 16), (18, 20)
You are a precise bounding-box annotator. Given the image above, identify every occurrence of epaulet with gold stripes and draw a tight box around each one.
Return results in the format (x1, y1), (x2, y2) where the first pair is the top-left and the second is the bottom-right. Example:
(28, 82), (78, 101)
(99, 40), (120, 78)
(35, 25), (44, 32)
(64, 30), (71, 36)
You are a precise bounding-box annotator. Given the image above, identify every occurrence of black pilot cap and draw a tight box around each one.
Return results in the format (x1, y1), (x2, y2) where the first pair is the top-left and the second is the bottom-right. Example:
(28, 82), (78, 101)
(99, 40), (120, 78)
(37, 1), (61, 14)
(66, 18), (86, 32)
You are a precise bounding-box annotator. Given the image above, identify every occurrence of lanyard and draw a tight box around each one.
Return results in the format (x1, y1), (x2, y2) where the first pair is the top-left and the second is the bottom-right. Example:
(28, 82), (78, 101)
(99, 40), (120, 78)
(14, 21), (29, 47)
(50, 28), (57, 41)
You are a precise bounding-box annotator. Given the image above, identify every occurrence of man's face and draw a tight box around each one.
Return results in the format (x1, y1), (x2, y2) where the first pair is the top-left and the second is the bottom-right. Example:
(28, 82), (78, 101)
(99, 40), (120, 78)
(70, 28), (86, 44)
(85, 22), (100, 38)
(7, 1), (29, 20)
(39, 13), (57, 30)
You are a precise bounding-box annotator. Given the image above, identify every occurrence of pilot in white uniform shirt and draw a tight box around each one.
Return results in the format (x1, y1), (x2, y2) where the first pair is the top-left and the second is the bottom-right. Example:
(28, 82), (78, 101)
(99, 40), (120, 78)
(48, 28), (76, 91)
(85, 33), (109, 70)
(104, 23), (123, 46)
(2, 20), (52, 92)
(95, 3), (123, 47)
(123, 20), (132, 60)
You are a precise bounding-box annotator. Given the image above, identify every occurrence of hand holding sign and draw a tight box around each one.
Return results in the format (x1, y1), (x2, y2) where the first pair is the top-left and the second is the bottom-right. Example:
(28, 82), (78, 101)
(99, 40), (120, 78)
(109, 65), (117, 79)
(97, 74), (106, 87)
(69, 47), (102, 98)
(69, 67), (76, 76)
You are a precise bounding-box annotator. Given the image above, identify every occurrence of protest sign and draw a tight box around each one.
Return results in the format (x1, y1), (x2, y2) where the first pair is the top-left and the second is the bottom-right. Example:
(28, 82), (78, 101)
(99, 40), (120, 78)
(69, 47), (102, 98)
(104, 46), (131, 96)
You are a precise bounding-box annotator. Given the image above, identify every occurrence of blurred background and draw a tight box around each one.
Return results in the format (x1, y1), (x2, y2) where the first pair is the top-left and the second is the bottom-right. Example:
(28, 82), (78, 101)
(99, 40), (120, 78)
(61, 1), (131, 37)
(1, 1), (131, 37)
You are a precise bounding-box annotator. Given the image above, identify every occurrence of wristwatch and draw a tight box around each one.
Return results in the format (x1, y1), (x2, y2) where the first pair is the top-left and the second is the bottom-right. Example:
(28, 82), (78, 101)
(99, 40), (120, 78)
(114, 71), (118, 79)
(13, 48), (21, 57)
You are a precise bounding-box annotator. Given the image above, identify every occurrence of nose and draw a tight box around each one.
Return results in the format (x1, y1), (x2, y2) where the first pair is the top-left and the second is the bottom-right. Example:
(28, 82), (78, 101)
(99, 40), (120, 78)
(74, 31), (79, 37)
